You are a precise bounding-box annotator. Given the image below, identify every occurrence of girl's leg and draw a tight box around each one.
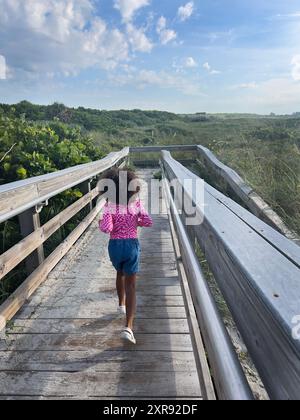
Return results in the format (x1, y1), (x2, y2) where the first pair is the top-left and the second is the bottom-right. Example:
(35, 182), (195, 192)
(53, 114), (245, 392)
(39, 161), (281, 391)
(116, 271), (125, 307)
(125, 274), (137, 330)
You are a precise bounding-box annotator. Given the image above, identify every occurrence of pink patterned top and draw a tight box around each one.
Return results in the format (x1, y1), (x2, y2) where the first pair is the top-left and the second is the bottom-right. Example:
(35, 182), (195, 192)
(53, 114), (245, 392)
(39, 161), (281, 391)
(99, 200), (153, 239)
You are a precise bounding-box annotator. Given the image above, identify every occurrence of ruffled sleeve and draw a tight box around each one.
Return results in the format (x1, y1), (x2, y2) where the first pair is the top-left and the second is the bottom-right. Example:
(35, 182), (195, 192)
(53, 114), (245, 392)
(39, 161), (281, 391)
(137, 201), (153, 228)
(99, 204), (114, 234)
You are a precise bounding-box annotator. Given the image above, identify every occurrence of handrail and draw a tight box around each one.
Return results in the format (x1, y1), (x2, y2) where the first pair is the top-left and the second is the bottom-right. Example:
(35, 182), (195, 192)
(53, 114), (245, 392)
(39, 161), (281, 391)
(130, 145), (196, 153)
(161, 168), (253, 400)
(196, 145), (299, 244)
(0, 147), (129, 224)
(161, 150), (300, 400)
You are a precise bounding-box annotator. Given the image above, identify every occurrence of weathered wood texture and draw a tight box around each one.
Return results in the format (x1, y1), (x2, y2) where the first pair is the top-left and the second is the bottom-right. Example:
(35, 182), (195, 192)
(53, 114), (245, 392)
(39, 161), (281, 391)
(162, 151), (300, 400)
(196, 145), (299, 244)
(130, 145), (197, 153)
(166, 197), (216, 400)
(0, 169), (204, 400)
(18, 207), (45, 275)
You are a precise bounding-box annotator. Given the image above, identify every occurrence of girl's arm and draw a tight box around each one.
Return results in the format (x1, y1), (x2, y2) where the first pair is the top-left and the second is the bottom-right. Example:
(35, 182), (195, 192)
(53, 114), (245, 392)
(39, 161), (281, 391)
(137, 201), (153, 228)
(99, 204), (114, 234)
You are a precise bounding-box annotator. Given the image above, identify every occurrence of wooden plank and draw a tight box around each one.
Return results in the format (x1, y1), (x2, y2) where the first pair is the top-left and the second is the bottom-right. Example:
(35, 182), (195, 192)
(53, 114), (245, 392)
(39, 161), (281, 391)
(51, 279), (180, 291)
(29, 278), (181, 299)
(0, 350), (195, 372)
(167, 198), (216, 400)
(6, 318), (189, 335)
(130, 145), (197, 153)
(25, 294), (185, 308)
(0, 396), (202, 400)
(140, 256), (177, 263)
(16, 305), (188, 320)
(140, 238), (174, 243)
(197, 145), (299, 243)
(204, 183), (300, 267)
(183, 164), (300, 266)
(0, 333), (193, 352)
(0, 371), (201, 398)
(65, 261), (177, 272)
(50, 269), (179, 278)
(27, 286), (183, 305)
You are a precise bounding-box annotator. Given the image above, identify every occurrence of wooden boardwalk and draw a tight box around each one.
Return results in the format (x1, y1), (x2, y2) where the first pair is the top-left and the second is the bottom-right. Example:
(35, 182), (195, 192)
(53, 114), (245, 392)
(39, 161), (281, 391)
(0, 170), (204, 400)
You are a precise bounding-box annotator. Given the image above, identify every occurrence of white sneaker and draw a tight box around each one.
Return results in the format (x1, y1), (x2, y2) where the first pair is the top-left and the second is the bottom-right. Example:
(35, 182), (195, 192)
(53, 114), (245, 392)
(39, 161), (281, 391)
(118, 306), (126, 315)
(121, 328), (136, 345)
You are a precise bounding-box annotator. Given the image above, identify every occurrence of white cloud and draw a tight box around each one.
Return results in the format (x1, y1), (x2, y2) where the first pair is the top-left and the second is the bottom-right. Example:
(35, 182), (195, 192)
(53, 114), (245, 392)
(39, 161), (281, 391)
(0, 55), (6, 79)
(126, 23), (153, 52)
(208, 29), (235, 44)
(291, 55), (300, 81)
(203, 62), (221, 75)
(2, 0), (94, 43)
(157, 16), (167, 33)
(109, 68), (202, 96)
(0, 0), (130, 77)
(244, 78), (300, 109)
(178, 2), (194, 22)
(203, 62), (211, 71)
(114, 0), (150, 22)
(275, 12), (300, 19)
(231, 82), (258, 89)
(160, 29), (177, 45)
(156, 16), (177, 45)
(138, 70), (201, 95)
(241, 82), (258, 89)
(185, 57), (197, 68)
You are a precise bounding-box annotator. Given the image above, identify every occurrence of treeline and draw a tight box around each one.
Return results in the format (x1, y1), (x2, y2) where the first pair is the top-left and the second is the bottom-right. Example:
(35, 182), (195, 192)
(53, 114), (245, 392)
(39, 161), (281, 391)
(0, 101), (180, 132)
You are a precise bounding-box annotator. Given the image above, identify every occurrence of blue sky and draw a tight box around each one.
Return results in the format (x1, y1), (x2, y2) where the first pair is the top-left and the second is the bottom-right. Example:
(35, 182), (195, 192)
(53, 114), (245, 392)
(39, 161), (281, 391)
(0, 0), (300, 114)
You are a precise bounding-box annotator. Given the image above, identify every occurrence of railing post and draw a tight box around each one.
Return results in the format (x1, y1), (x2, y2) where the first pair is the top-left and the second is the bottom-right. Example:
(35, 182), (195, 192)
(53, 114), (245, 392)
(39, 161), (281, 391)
(186, 225), (196, 249)
(79, 179), (93, 212)
(18, 207), (44, 275)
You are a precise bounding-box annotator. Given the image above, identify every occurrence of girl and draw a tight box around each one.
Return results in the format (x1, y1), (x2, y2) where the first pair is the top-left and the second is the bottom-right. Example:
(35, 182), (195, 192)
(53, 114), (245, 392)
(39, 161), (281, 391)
(99, 167), (153, 344)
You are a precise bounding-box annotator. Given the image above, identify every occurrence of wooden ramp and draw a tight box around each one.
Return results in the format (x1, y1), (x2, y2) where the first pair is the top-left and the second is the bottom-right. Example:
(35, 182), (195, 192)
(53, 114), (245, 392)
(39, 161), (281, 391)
(0, 170), (205, 400)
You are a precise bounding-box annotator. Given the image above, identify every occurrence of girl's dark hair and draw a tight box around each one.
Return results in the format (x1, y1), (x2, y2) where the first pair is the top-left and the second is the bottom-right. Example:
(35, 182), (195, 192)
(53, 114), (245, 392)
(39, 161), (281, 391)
(101, 166), (140, 205)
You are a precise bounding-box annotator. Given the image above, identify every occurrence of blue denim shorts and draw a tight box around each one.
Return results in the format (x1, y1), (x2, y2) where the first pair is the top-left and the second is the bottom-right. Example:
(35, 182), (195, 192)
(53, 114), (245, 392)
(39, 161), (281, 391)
(108, 239), (141, 275)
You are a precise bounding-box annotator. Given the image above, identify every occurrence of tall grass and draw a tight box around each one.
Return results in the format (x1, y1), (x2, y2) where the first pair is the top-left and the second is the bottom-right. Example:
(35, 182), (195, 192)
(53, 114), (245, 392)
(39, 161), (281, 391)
(209, 134), (300, 236)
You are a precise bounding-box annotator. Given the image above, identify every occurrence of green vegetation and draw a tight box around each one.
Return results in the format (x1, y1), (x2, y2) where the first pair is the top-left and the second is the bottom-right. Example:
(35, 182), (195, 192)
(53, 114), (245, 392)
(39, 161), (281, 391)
(0, 107), (105, 303)
(0, 101), (299, 303)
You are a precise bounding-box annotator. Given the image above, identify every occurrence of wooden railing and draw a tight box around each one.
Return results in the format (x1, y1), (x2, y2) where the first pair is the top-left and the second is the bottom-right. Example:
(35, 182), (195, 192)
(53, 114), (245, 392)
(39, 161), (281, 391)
(161, 171), (253, 400)
(196, 145), (300, 244)
(0, 148), (129, 330)
(161, 150), (300, 400)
